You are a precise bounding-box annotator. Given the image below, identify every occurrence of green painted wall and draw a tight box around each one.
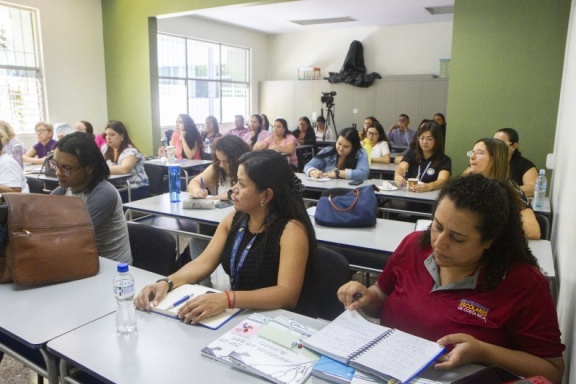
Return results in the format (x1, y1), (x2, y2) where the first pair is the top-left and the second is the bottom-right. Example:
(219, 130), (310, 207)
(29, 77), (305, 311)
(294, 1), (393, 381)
(447, 0), (570, 175)
(101, 0), (252, 155)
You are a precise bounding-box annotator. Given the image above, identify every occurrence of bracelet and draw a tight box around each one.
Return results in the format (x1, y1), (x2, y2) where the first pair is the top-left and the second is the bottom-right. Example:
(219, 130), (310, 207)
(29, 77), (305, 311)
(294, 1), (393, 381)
(224, 290), (232, 309)
(230, 290), (236, 308)
(156, 278), (173, 292)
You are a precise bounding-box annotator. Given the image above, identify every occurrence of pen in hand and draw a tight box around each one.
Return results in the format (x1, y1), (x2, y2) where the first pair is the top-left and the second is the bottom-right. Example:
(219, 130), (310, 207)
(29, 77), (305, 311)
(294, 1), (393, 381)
(200, 177), (205, 191)
(165, 294), (194, 310)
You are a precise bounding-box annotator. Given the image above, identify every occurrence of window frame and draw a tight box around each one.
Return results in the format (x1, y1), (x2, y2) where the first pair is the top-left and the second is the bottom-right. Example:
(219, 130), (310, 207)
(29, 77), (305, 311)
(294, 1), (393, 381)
(0, 2), (46, 135)
(157, 33), (250, 127)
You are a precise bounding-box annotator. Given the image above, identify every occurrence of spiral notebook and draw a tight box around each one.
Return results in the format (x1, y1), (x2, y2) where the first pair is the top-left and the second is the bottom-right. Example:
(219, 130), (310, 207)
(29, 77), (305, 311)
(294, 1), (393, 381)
(302, 310), (445, 384)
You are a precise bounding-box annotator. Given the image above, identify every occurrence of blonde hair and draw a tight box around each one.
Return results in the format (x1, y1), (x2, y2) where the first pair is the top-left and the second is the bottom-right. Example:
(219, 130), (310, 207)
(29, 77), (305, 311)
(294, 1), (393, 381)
(35, 121), (54, 132)
(0, 120), (15, 145)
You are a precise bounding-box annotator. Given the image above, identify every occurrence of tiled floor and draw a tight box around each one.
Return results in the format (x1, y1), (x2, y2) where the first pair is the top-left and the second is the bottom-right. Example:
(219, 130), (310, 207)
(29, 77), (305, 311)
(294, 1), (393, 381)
(0, 354), (38, 384)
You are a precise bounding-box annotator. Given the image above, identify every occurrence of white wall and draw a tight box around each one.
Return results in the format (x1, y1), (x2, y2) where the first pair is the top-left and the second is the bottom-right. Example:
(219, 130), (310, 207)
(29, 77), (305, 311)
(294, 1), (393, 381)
(157, 15), (269, 130)
(7, 0), (108, 147)
(267, 22), (453, 80)
(551, 2), (576, 382)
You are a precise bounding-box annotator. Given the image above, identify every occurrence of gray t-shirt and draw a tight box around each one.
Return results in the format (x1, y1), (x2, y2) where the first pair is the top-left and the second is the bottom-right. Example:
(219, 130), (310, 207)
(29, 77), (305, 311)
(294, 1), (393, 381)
(52, 180), (132, 264)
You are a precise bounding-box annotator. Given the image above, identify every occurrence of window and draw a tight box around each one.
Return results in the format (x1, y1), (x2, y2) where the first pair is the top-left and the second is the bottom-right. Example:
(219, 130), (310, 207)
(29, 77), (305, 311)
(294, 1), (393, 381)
(157, 34), (250, 126)
(0, 3), (45, 134)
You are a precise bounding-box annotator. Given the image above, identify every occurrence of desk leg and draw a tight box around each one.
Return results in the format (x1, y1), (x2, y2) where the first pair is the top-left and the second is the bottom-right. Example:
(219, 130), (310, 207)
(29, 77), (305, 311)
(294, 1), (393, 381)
(126, 180), (132, 202)
(181, 169), (189, 188)
(40, 348), (59, 384)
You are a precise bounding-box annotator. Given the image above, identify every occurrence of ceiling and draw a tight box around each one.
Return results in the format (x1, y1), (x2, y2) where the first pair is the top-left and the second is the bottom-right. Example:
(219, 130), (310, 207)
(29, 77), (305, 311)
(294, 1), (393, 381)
(165, 0), (455, 35)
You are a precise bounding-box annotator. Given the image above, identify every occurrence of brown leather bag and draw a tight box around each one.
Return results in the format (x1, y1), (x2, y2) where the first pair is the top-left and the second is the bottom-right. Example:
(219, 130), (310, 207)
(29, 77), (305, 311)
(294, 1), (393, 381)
(1, 193), (99, 285)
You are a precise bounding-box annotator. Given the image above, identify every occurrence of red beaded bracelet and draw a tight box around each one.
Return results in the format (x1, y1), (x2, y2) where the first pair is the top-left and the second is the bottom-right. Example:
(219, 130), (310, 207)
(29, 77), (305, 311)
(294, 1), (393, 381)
(224, 290), (232, 309)
(230, 290), (236, 308)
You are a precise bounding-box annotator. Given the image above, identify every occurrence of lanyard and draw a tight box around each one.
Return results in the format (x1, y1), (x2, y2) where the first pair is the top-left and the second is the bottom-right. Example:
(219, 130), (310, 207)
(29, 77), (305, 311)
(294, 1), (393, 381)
(417, 160), (432, 181)
(229, 212), (277, 290)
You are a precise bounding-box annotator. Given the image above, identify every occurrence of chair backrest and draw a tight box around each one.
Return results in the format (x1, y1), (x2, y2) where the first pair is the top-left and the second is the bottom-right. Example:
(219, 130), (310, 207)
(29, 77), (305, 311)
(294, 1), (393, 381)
(127, 222), (177, 275)
(144, 163), (167, 195)
(316, 246), (350, 321)
(535, 213), (550, 240)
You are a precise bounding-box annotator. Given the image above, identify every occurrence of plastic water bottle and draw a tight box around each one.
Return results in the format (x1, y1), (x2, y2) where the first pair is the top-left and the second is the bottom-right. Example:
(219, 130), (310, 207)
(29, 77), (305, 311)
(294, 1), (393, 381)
(204, 138), (211, 155)
(12, 144), (24, 169)
(168, 164), (181, 202)
(533, 169), (547, 209)
(113, 263), (137, 333)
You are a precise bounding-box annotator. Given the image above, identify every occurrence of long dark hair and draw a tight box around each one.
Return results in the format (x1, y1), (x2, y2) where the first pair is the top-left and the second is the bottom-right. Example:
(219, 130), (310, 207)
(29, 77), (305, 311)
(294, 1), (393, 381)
(56, 132), (110, 193)
(420, 174), (537, 290)
(413, 120), (445, 166)
(178, 114), (202, 158)
(79, 121), (95, 138)
(274, 118), (292, 138)
(211, 135), (251, 187)
(496, 127), (522, 158)
(318, 127), (362, 169)
(237, 150), (319, 311)
(369, 122), (388, 143)
(205, 116), (220, 135)
(103, 120), (139, 162)
(249, 114), (263, 148)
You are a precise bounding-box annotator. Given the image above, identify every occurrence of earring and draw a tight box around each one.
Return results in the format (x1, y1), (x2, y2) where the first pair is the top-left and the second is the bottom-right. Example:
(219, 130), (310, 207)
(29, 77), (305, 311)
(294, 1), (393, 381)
(260, 199), (265, 206)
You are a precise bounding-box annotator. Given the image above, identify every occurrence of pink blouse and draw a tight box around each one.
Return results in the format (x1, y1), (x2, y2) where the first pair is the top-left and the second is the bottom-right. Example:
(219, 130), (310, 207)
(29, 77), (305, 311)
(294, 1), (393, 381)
(258, 134), (299, 168)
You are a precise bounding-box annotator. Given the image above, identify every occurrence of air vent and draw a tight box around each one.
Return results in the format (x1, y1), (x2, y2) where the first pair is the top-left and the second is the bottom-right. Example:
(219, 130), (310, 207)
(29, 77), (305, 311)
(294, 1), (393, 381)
(425, 6), (454, 15)
(290, 16), (356, 26)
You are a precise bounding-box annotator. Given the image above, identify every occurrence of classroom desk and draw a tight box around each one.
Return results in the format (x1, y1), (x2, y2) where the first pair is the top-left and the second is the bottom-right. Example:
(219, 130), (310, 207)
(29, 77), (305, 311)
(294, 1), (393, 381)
(369, 162), (397, 179)
(0, 257), (158, 383)
(47, 303), (480, 384)
(145, 158), (212, 186)
(298, 173), (439, 218)
(124, 194), (233, 226)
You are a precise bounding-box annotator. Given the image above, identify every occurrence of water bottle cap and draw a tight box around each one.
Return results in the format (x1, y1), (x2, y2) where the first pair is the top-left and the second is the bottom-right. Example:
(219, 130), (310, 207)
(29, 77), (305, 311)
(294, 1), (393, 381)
(117, 263), (129, 273)
(539, 169), (545, 174)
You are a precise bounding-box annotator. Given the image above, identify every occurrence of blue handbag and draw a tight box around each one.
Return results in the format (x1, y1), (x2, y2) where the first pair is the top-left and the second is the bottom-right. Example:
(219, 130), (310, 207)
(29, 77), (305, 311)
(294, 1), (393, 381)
(314, 185), (378, 227)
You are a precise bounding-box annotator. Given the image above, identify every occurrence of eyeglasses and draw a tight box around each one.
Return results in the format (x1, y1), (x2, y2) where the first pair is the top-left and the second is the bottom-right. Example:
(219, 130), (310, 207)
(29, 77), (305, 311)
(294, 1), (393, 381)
(398, 118), (407, 123)
(367, 131), (379, 137)
(419, 136), (434, 143)
(48, 159), (81, 177)
(36, 129), (48, 134)
(466, 150), (486, 157)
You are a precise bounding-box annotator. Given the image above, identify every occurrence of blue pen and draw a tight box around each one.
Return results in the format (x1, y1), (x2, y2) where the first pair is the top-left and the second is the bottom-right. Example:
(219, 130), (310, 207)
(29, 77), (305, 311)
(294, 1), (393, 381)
(166, 294), (194, 310)
(200, 177), (205, 191)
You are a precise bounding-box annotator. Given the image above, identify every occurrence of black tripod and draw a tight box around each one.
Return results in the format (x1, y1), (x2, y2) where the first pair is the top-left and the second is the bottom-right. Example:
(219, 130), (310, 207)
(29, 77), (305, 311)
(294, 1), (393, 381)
(321, 103), (337, 140)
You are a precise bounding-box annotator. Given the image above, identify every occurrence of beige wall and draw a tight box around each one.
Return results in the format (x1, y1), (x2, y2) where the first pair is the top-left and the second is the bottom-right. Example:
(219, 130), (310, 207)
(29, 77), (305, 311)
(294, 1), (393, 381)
(7, 0), (108, 148)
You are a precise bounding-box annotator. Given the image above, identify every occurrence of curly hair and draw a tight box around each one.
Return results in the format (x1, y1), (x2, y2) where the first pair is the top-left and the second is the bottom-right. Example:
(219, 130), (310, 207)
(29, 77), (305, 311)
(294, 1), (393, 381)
(211, 135), (251, 187)
(419, 174), (537, 290)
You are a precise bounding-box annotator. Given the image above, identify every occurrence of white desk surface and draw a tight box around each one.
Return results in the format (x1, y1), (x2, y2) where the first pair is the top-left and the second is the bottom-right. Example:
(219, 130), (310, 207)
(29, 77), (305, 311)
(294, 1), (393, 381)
(308, 207), (414, 254)
(145, 158), (212, 170)
(47, 305), (479, 384)
(298, 173), (439, 203)
(369, 162), (397, 173)
(528, 239), (555, 278)
(0, 258), (158, 348)
(124, 194), (233, 225)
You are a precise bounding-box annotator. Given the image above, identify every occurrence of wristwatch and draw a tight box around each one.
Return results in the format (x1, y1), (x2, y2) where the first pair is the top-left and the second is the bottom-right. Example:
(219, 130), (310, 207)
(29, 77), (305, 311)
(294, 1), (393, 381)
(334, 169), (340, 179)
(156, 277), (173, 292)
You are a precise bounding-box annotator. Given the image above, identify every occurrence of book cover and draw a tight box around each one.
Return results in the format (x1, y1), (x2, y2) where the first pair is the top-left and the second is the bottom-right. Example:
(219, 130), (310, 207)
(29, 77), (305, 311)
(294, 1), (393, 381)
(312, 356), (355, 384)
(202, 313), (320, 384)
(148, 284), (243, 330)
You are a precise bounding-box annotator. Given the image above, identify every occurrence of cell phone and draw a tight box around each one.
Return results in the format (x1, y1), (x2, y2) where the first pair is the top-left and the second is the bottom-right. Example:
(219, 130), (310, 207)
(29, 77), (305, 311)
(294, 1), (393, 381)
(348, 180), (363, 186)
(215, 200), (234, 209)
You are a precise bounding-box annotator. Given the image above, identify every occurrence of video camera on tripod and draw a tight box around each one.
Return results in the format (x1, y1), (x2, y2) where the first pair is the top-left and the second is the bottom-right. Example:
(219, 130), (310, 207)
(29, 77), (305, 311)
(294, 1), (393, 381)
(321, 91), (336, 108)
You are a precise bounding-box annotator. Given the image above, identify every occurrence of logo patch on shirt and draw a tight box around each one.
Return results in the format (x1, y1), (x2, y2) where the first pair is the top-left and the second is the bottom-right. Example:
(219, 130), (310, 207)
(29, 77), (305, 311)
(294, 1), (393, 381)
(457, 299), (489, 322)
(426, 168), (436, 176)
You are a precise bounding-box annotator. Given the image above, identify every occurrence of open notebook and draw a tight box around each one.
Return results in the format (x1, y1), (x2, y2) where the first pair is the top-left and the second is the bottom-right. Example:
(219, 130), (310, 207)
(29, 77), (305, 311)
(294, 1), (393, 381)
(148, 284), (242, 330)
